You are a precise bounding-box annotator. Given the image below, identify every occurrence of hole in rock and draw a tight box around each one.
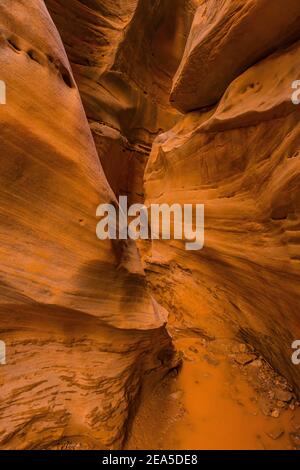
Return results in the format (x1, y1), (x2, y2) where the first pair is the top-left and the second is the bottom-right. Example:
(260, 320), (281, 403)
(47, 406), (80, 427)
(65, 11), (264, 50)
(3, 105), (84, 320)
(27, 50), (40, 64)
(7, 37), (21, 52)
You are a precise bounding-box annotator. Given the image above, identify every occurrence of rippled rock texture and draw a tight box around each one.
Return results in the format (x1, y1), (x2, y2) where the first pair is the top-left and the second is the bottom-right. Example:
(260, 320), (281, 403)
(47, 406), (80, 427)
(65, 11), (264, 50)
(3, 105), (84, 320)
(1, 0), (300, 450)
(145, 5), (300, 395)
(0, 0), (174, 449)
(170, 0), (300, 111)
(45, 0), (198, 202)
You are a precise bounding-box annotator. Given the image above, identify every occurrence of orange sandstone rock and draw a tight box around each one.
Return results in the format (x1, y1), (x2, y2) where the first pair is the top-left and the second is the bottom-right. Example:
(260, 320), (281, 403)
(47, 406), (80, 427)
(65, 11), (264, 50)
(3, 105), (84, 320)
(171, 0), (300, 111)
(145, 40), (300, 396)
(0, 0), (172, 449)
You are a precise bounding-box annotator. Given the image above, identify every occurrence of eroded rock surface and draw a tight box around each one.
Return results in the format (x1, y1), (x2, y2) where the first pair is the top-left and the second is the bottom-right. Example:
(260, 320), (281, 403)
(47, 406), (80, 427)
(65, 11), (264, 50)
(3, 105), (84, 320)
(1, 0), (300, 451)
(0, 0), (173, 449)
(45, 0), (198, 202)
(145, 38), (300, 396)
(171, 0), (300, 111)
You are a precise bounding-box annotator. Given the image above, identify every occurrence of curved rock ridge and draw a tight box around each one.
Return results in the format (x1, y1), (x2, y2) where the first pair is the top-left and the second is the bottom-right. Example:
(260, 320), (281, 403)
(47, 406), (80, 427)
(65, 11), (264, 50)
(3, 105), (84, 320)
(170, 0), (300, 112)
(1, 0), (300, 451)
(45, 0), (198, 141)
(0, 0), (174, 449)
(45, 0), (198, 202)
(0, 304), (173, 449)
(201, 41), (300, 132)
(145, 39), (300, 395)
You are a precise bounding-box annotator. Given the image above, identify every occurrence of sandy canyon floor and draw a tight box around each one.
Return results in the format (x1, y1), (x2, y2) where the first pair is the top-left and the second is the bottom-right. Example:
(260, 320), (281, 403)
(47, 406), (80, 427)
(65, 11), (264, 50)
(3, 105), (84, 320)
(127, 331), (300, 450)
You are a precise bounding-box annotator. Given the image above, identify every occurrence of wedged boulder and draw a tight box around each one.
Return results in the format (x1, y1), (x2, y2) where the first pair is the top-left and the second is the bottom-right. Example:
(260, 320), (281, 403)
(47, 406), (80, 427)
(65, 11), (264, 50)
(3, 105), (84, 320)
(170, 0), (300, 112)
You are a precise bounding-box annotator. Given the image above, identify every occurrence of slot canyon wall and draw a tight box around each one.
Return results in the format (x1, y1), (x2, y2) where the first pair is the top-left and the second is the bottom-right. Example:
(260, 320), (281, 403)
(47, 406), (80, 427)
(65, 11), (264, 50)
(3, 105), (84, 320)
(144, 0), (300, 397)
(0, 0), (299, 450)
(0, 0), (180, 450)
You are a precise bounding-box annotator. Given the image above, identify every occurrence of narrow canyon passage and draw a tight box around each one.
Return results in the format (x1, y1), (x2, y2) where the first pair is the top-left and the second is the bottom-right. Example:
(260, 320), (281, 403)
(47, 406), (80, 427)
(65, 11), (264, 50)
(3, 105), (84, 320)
(0, 0), (300, 451)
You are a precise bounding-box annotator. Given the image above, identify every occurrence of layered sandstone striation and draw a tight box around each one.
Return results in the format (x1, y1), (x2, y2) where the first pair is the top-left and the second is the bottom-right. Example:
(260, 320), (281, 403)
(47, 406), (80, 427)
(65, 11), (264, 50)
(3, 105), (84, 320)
(0, 0), (174, 449)
(145, 8), (300, 396)
(45, 0), (199, 202)
(170, 0), (300, 111)
(1, 0), (300, 450)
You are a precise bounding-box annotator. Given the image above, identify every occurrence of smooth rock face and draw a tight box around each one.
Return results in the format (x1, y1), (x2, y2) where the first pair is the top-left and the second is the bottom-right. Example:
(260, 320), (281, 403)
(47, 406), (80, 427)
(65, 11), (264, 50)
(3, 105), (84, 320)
(145, 39), (300, 395)
(45, 0), (197, 138)
(170, 0), (300, 111)
(1, 0), (300, 450)
(0, 0), (173, 449)
(45, 0), (198, 202)
(201, 41), (300, 132)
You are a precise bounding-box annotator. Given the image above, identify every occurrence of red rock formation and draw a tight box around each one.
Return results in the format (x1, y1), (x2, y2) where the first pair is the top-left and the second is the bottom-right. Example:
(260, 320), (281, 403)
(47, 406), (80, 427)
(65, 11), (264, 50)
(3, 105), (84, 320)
(0, 0), (174, 449)
(1, 0), (300, 450)
(171, 0), (300, 111)
(45, 0), (198, 202)
(145, 32), (300, 395)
